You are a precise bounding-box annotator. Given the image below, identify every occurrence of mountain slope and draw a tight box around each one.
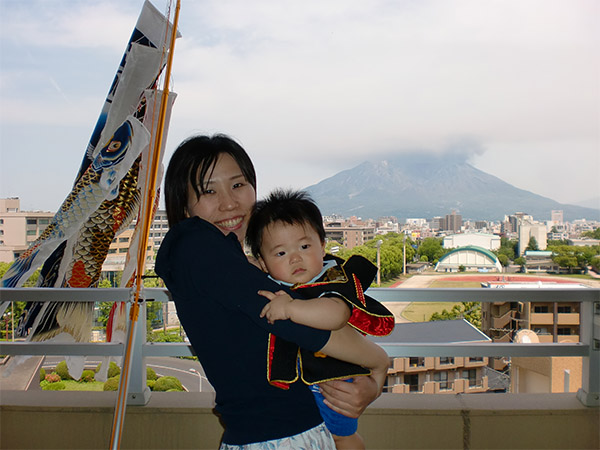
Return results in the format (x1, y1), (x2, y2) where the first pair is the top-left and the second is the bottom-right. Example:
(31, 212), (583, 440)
(304, 155), (599, 221)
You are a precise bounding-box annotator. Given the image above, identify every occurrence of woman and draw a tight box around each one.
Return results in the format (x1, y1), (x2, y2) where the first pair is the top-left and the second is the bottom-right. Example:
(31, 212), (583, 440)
(155, 135), (385, 448)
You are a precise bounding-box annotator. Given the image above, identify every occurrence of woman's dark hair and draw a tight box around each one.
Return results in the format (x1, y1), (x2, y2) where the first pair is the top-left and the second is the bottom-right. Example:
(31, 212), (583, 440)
(246, 189), (326, 258)
(164, 134), (257, 227)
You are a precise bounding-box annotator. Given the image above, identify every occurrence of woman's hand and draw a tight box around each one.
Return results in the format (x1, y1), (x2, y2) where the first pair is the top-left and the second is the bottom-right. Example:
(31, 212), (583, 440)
(319, 375), (379, 418)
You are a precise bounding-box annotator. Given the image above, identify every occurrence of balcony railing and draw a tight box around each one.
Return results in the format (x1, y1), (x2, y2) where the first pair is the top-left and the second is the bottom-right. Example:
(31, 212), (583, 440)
(0, 286), (598, 407)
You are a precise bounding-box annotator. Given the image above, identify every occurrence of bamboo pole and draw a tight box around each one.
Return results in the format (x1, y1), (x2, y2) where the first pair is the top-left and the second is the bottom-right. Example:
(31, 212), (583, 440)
(109, 1), (181, 448)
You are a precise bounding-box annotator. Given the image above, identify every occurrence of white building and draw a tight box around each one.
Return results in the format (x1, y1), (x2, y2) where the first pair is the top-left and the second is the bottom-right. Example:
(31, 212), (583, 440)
(518, 221), (548, 256)
(0, 198), (55, 263)
(435, 246), (503, 272)
(443, 232), (501, 251)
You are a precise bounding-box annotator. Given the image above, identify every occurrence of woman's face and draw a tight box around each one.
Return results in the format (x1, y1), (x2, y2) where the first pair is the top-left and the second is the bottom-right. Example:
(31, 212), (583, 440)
(187, 153), (256, 242)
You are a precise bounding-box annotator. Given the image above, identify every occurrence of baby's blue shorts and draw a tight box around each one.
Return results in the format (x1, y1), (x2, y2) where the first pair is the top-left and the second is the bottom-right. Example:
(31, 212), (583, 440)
(309, 381), (358, 437)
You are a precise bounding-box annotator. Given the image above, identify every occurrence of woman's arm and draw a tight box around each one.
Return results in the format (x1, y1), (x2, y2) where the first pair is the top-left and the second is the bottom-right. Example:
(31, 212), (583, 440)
(258, 289), (350, 330)
(319, 325), (389, 393)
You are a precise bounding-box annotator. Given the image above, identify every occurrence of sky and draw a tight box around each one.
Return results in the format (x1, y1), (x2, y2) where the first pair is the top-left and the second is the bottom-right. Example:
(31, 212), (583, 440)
(1, 0), (598, 213)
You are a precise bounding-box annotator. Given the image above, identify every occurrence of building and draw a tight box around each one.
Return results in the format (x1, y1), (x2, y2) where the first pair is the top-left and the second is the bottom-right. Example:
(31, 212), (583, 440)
(0, 198), (55, 263)
(567, 238), (600, 247)
(373, 319), (490, 394)
(523, 250), (559, 273)
(323, 222), (375, 249)
(442, 232), (501, 251)
(443, 211), (462, 232)
(510, 328), (582, 394)
(551, 210), (564, 226)
(518, 219), (547, 256)
(481, 281), (586, 370)
(435, 246), (503, 272)
(102, 210), (170, 275)
(430, 216), (443, 231)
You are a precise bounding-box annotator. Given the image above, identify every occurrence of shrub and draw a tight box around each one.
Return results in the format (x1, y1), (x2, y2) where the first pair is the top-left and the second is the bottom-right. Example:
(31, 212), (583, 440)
(39, 367), (46, 382)
(96, 361), (121, 378)
(45, 372), (61, 383)
(108, 361), (121, 378)
(152, 376), (183, 392)
(103, 375), (120, 391)
(41, 381), (66, 391)
(80, 369), (95, 383)
(146, 366), (158, 381)
(55, 360), (74, 380)
(147, 380), (156, 391)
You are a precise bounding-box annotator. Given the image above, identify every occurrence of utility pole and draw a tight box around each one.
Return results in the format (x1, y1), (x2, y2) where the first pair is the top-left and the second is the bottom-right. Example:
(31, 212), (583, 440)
(376, 239), (383, 286)
(403, 232), (407, 275)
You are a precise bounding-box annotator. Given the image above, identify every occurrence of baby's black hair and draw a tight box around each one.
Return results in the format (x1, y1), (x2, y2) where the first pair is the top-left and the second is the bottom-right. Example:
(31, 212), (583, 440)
(246, 189), (325, 258)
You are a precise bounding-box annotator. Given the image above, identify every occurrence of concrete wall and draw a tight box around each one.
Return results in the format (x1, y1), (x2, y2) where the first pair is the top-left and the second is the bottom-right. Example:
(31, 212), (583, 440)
(1, 391), (598, 450)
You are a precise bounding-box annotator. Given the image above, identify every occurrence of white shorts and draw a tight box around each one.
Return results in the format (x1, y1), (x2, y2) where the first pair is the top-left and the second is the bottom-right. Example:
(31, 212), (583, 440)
(220, 422), (335, 450)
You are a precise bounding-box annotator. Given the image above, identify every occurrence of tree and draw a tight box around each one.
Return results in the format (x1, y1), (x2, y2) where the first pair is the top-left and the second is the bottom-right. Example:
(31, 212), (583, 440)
(430, 302), (481, 329)
(514, 256), (526, 267)
(526, 236), (539, 251)
(417, 237), (446, 265)
(582, 227), (600, 240)
(0, 262), (32, 338)
(497, 254), (509, 267)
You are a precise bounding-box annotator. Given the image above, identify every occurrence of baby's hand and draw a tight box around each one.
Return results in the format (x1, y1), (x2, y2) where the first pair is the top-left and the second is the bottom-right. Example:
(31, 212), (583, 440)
(258, 290), (295, 324)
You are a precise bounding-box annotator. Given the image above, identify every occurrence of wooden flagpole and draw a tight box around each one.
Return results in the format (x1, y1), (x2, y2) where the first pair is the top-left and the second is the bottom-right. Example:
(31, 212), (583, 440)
(109, 1), (181, 448)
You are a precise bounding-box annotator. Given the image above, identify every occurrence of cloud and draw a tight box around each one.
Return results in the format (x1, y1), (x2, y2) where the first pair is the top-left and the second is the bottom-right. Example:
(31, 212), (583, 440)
(0, 0), (598, 210)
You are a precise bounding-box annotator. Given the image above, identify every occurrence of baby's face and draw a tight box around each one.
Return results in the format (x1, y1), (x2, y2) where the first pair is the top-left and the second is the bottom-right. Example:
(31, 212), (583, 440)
(259, 221), (325, 285)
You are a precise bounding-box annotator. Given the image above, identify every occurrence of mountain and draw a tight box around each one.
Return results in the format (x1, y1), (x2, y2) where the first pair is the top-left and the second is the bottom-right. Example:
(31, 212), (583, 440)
(304, 154), (599, 222)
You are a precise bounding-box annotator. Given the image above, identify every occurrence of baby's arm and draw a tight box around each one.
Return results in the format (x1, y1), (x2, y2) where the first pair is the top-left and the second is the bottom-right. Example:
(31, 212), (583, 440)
(320, 325), (389, 393)
(258, 289), (350, 330)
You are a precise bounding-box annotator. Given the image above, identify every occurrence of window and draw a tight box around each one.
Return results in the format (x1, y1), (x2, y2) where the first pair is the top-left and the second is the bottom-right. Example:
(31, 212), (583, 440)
(409, 357), (424, 367)
(119, 237), (129, 243)
(533, 305), (549, 313)
(27, 219), (37, 225)
(108, 249), (117, 254)
(557, 328), (572, 335)
(462, 369), (477, 387)
(439, 357), (454, 365)
(0, 219), (3, 224)
(434, 372), (450, 390)
(26, 230), (36, 236)
(406, 374), (419, 392)
(119, 248), (128, 253)
(557, 306), (572, 314)
(468, 357), (483, 363)
(39, 219), (50, 225)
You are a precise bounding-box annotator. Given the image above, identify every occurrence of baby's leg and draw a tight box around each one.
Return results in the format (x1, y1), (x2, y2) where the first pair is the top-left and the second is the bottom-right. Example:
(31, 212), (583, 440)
(333, 432), (365, 450)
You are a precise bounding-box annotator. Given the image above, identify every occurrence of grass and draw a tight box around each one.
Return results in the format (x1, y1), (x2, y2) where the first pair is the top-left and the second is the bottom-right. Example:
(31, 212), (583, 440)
(401, 302), (461, 322)
(61, 380), (105, 391)
(399, 278), (481, 322)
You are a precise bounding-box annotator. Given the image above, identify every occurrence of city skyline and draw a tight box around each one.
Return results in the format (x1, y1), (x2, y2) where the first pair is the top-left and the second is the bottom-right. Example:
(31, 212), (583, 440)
(1, 0), (598, 212)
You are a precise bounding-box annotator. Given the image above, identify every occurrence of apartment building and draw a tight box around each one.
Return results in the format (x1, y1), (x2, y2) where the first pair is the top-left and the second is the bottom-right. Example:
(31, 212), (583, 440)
(373, 319), (490, 394)
(443, 210), (462, 232)
(102, 210), (170, 274)
(481, 281), (586, 370)
(323, 222), (376, 249)
(0, 198), (55, 263)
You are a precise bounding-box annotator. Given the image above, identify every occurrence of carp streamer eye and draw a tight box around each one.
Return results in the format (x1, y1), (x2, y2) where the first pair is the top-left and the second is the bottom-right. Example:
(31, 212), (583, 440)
(108, 141), (122, 152)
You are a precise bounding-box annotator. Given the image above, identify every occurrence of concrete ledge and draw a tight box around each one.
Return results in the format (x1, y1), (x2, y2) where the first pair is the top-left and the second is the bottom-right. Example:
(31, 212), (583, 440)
(1, 391), (598, 449)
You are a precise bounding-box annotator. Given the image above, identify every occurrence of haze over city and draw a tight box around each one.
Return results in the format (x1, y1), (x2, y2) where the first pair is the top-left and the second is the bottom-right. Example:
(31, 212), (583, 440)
(1, 0), (598, 213)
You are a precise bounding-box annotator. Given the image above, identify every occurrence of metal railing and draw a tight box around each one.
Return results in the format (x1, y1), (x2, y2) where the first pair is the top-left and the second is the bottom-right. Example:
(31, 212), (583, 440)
(0, 286), (598, 406)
